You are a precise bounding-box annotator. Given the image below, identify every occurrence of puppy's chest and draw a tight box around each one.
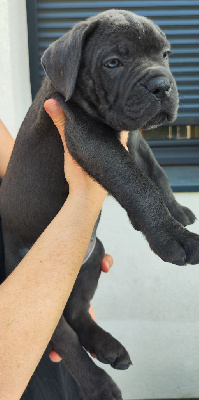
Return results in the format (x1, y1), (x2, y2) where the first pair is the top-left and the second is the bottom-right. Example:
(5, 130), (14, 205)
(1, 139), (68, 242)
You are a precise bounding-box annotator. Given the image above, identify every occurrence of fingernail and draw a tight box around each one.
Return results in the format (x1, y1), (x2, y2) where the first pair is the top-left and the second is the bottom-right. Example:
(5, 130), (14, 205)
(45, 99), (61, 114)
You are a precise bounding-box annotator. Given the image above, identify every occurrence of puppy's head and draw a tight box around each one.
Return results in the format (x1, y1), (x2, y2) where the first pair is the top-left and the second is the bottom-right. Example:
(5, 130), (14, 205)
(42, 9), (179, 131)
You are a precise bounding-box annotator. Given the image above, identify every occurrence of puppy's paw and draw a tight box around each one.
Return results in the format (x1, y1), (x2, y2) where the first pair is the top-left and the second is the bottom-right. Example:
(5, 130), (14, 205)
(83, 369), (123, 400)
(149, 224), (199, 265)
(182, 234), (199, 264)
(181, 205), (196, 225)
(94, 334), (132, 370)
(80, 328), (132, 370)
(168, 202), (196, 227)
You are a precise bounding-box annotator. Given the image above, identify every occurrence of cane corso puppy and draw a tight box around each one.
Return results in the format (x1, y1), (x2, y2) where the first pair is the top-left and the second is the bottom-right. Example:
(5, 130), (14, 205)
(1, 9), (199, 400)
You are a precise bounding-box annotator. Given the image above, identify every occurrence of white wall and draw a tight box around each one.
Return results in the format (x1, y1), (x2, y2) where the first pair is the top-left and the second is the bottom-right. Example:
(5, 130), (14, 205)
(0, 0), (32, 137)
(94, 194), (199, 399)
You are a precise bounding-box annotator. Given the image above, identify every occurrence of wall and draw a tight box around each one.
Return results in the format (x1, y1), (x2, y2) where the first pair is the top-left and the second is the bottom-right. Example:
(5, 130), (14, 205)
(94, 194), (199, 399)
(0, 0), (31, 137)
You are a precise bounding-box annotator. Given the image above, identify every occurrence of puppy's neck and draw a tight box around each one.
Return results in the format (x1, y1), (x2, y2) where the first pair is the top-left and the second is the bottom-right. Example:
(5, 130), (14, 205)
(72, 88), (105, 123)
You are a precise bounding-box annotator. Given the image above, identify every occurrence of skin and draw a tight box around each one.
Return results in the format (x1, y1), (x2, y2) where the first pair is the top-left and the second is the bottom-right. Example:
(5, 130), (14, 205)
(0, 110), (114, 365)
(0, 100), (129, 397)
(46, 102), (128, 363)
(0, 119), (14, 178)
(0, 99), (115, 399)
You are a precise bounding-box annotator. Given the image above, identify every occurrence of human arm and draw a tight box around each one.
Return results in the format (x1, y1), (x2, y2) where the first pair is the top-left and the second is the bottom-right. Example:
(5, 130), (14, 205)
(44, 101), (126, 363)
(0, 118), (14, 178)
(0, 100), (107, 400)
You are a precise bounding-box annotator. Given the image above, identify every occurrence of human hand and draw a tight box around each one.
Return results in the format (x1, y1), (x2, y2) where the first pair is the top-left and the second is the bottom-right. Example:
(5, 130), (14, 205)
(120, 131), (129, 150)
(49, 253), (113, 362)
(44, 99), (107, 206)
(0, 118), (15, 178)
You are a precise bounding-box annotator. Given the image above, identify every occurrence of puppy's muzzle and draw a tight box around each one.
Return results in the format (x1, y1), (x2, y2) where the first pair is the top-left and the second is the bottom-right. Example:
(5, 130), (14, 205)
(142, 76), (172, 100)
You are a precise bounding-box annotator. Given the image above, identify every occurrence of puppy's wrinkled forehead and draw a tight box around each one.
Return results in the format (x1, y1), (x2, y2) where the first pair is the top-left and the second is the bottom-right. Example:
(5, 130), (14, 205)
(100, 9), (131, 27)
(84, 10), (169, 58)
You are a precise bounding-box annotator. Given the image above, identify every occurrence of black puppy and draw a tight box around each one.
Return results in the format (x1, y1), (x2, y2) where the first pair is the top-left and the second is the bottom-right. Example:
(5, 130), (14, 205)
(0, 9), (199, 400)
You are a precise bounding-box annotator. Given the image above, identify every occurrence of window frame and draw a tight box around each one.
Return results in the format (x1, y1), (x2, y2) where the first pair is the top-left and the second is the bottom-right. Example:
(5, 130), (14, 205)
(26, 0), (41, 99)
(26, 0), (199, 192)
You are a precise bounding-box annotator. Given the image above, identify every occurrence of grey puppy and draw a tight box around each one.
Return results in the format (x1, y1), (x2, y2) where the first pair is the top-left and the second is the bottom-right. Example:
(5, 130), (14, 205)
(1, 9), (199, 400)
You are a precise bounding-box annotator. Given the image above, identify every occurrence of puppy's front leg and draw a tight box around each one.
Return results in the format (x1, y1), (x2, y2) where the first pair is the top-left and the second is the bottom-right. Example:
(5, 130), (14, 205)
(127, 130), (196, 226)
(53, 96), (199, 266)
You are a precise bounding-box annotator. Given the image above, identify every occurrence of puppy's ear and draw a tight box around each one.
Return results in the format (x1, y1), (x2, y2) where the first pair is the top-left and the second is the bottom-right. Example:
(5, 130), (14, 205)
(41, 21), (97, 101)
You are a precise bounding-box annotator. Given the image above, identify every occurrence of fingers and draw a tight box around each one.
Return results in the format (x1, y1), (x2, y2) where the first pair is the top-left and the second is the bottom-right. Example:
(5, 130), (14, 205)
(120, 131), (129, 150)
(49, 348), (62, 363)
(88, 304), (96, 322)
(101, 254), (114, 273)
(44, 99), (67, 152)
(88, 305), (97, 358)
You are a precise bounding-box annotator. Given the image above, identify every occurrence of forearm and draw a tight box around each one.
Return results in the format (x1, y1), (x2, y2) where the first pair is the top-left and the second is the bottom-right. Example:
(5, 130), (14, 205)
(0, 193), (102, 400)
(0, 119), (14, 178)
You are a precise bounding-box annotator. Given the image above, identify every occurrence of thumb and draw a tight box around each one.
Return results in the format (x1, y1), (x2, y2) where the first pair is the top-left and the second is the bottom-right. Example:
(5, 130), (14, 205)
(44, 99), (67, 152)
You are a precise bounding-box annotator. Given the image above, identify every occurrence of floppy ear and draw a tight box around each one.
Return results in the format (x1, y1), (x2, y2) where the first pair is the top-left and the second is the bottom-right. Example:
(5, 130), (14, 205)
(41, 21), (97, 101)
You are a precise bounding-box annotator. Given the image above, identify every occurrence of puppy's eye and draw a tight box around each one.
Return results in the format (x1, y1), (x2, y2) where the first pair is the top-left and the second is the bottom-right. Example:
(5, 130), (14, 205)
(163, 50), (171, 60)
(104, 58), (122, 68)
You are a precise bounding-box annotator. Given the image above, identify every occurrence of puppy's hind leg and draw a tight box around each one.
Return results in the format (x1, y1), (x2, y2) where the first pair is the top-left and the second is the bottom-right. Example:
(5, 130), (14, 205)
(63, 238), (132, 370)
(127, 130), (196, 226)
(52, 316), (123, 400)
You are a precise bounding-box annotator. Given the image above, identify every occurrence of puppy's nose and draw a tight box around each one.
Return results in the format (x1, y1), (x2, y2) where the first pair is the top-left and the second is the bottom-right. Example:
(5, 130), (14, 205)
(145, 77), (171, 99)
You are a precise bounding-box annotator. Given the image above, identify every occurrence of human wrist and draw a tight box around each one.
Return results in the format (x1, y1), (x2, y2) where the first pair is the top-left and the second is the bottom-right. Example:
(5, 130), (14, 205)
(63, 190), (105, 220)
(67, 186), (107, 211)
